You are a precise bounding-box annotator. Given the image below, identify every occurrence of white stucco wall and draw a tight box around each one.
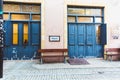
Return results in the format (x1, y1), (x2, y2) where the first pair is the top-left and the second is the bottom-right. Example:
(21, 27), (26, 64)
(3, 0), (120, 48)
(105, 0), (120, 48)
(44, 0), (64, 49)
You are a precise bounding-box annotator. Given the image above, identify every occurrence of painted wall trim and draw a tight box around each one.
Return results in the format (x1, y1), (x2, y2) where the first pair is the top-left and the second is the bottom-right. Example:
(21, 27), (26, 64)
(3, 0), (42, 4)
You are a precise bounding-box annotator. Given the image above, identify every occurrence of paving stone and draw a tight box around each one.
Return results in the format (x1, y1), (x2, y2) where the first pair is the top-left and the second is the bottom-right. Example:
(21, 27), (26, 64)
(1, 59), (120, 80)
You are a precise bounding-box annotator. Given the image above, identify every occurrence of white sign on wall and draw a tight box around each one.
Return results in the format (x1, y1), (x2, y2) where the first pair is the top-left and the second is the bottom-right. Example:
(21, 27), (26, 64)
(49, 36), (60, 42)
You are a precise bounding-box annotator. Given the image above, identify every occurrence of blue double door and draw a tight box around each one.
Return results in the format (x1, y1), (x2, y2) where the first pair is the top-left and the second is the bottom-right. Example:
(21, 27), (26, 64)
(68, 23), (103, 58)
(4, 21), (40, 60)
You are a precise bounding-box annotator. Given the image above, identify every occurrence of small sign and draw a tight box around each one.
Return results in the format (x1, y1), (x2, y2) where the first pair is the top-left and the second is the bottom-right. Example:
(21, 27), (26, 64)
(49, 36), (60, 42)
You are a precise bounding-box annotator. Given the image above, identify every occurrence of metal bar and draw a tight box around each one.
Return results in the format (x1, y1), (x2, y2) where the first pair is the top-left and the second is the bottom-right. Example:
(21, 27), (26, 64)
(0, 0), (3, 78)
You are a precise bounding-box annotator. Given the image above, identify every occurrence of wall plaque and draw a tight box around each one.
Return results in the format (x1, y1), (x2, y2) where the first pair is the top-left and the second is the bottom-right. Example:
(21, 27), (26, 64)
(49, 36), (60, 42)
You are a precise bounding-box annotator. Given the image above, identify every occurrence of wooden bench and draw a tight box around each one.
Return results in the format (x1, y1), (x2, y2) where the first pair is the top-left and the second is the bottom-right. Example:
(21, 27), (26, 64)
(38, 49), (68, 63)
(105, 48), (120, 61)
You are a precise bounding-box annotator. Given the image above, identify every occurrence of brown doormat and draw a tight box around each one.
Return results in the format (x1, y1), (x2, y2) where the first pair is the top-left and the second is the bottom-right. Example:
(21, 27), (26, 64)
(68, 58), (89, 65)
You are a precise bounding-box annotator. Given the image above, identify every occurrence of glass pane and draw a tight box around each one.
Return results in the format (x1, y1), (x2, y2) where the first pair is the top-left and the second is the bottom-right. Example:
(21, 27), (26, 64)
(86, 9), (91, 16)
(22, 4), (32, 12)
(12, 4), (20, 12)
(3, 13), (9, 20)
(68, 8), (85, 15)
(95, 17), (102, 23)
(11, 14), (30, 20)
(13, 24), (18, 45)
(32, 5), (40, 13)
(3, 4), (11, 12)
(23, 24), (28, 45)
(94, 9), (102, 16)
(68, 17), (76, 22)
(96, 25), (101, 44)
(3, 4), (20, 12)
(32, 14), (41, 20)
(4, 3), (40, 13)
(86, 9), (102, 16)
(78, 17), (93, 23)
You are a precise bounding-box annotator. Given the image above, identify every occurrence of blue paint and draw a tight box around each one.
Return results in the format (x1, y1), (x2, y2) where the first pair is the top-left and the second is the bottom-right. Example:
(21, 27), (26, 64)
(3, 21), (40, 60)
(100, 24), (107, 44)
(68, 23), (103, 58)
(4, 21), (12, 46)
(31, 22), (40, 45)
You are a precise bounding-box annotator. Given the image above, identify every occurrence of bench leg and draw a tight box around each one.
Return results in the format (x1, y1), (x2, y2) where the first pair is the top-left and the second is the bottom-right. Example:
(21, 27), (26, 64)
(64, 57), (68, 63)
(110, 55), (112, 61)
(40, 58), (43, 64)
(107, 55), (112, 61)
(106, 55), (108, 60)
(106, 55), (112, 61)
(64, 57), (66, 63)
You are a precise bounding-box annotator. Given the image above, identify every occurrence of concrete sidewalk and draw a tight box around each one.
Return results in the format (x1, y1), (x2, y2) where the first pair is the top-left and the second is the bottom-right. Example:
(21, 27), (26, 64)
(1, 58), (120, 80)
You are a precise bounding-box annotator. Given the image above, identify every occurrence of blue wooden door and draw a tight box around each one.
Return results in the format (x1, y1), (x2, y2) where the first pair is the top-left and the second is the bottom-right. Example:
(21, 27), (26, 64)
(3, 21), (12, 59)
(85, 24), (95, 57)
(31, 22), (40, 46)
(3, 21), (40, 60)
(68, 23), (103, 58)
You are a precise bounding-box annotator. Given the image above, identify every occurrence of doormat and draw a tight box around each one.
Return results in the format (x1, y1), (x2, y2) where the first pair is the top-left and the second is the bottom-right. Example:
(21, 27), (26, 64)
(68, 58), (89, 65)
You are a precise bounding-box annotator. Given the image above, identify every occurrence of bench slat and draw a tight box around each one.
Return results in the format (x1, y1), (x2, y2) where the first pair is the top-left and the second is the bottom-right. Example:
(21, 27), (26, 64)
(41, 55), (68, 57)
(38, 49), (68, 53)
(105, 48), (120, 52)
(105, 48), (120, 61)
(106, 54), (120, 56)
(37, 49), (68, 63)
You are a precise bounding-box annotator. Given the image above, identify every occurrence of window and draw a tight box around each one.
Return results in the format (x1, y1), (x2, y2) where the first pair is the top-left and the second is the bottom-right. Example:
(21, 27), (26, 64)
(22, 4), (32, 12)
(3, 13), (9, 20)
(22, 5), (40, 13)
(68, 16), (76, 22)
(3, 3), (41, 21)
(4, 3), (40, 13)
(86, 9), (102, 16)
(68, 7), (104, 23)
(3, 4), (20, 12)
(78, 17), (93, 23)
(13, 24), (18, 45)
(3, 4), (11, 12)
(32, 5), (41, 13)
(68, 8), (102, 16)
(95, 17), (102, 23)
(68, 8), (85, 15)
(96, 25), (101, 44)
(23, 24), (28, 45)
(11, 14), (30, 20)
(32, 14), (41, 20)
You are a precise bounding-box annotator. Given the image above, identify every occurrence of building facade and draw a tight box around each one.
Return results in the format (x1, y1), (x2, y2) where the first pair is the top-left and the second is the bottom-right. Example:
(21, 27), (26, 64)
(2, 0), (120, 60)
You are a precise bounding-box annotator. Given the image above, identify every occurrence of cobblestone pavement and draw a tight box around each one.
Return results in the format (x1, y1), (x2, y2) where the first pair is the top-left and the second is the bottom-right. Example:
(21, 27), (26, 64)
(1, 58), (120, 80)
